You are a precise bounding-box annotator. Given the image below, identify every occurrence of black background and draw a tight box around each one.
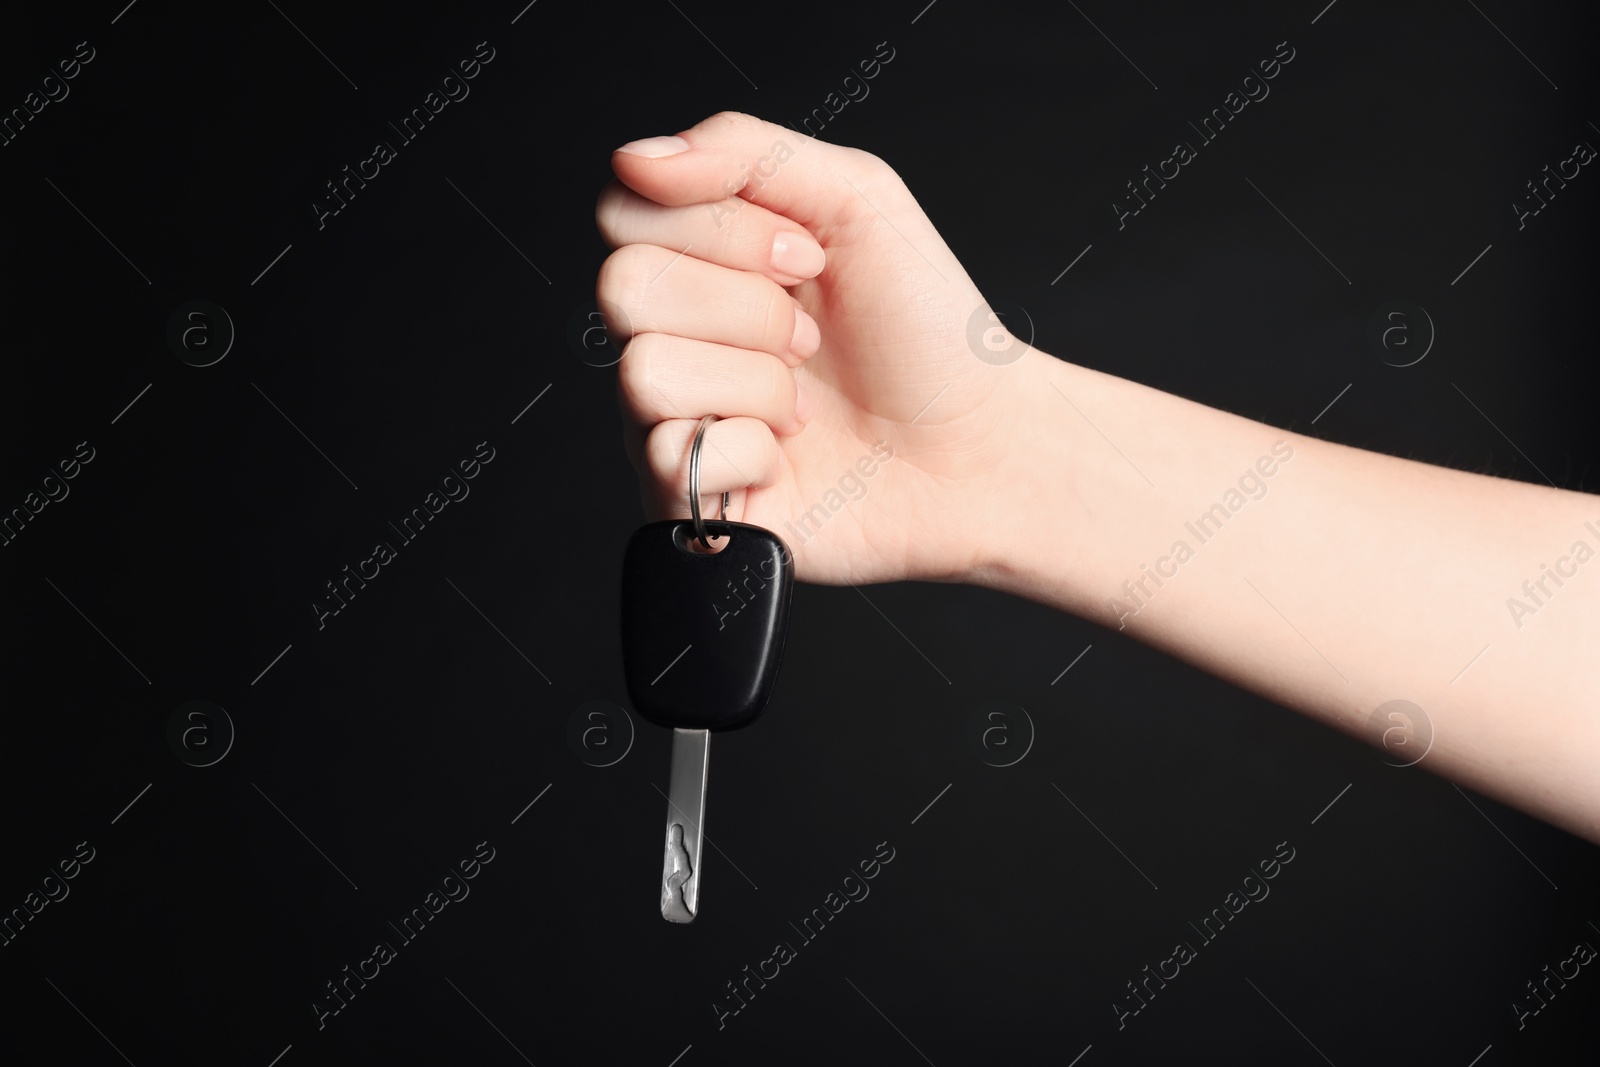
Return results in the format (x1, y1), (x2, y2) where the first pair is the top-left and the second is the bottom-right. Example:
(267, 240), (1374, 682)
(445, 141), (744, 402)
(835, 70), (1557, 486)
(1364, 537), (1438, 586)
(2, 1), (1597, 1064)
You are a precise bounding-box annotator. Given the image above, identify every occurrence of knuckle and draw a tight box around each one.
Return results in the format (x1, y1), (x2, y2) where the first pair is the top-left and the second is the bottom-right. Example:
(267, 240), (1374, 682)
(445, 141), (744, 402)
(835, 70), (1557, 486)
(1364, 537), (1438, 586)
(706, 110), (758, 132)
(596, 244), (660, 323)
(617, 334), (664, 418)
(844, 145), (892, 176)
(746, 282), (790, 351)
(750, 422), (782, 485)
(594, 248), (630, 308)
(718, 205), (762, 262)
(643, 422), (689, 492)
(766, 355), (795, 414)
(593, 180), (629, 245)
(840, 146), (903, 196)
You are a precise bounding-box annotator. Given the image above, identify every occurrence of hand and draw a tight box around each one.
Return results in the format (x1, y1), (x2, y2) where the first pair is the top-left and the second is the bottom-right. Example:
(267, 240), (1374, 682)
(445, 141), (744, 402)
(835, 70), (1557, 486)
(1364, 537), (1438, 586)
(597, 115), (1600, 844)
(596, 111), (1043, 586)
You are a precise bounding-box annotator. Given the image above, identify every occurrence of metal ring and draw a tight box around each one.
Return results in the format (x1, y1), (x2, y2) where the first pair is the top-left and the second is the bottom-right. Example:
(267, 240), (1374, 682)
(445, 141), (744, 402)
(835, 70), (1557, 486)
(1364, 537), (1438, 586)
(688, 414), (729, 549)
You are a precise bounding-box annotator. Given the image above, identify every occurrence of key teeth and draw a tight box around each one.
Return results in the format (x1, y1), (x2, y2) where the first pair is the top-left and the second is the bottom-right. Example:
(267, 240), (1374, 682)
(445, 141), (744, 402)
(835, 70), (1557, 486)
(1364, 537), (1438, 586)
(662, 822), (696, 923)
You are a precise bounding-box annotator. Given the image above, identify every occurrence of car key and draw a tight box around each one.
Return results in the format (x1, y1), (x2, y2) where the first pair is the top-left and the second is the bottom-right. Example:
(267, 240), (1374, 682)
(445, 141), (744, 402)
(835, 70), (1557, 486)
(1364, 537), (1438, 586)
(620, 415), (794, 923)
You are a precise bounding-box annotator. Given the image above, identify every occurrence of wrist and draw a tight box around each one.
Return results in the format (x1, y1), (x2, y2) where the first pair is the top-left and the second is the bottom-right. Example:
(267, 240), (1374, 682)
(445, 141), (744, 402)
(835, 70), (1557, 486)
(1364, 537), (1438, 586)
(962, 348), (1100, 609)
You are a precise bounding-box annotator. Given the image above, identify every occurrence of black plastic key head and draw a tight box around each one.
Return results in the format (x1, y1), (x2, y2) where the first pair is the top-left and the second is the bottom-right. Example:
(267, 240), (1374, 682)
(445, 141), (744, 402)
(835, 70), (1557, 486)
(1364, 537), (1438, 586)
(621, 519), (794, 731)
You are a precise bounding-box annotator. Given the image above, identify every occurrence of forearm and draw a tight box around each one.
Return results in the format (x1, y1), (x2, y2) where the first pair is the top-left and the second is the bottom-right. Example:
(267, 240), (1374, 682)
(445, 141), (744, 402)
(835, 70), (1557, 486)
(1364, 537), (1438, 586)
(975, 349), (1600, 842)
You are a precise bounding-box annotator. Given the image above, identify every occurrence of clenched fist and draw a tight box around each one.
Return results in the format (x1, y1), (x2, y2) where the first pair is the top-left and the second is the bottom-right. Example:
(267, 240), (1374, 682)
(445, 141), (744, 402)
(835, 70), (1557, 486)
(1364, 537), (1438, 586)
(596, 110), (1046, 587)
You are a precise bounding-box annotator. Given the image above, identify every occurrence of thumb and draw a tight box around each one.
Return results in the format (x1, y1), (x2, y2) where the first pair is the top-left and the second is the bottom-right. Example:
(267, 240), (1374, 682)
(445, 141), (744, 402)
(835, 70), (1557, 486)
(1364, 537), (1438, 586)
(610, 110), (890, 233)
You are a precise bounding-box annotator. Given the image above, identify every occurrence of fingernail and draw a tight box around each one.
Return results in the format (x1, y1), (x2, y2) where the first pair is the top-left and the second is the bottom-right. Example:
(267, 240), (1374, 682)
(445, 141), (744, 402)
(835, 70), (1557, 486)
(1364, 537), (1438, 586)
(615, 135), (690, 158)
(794, 379), (814, 424)
(789, 308), (820, 358)
(771, 231), (825, 278)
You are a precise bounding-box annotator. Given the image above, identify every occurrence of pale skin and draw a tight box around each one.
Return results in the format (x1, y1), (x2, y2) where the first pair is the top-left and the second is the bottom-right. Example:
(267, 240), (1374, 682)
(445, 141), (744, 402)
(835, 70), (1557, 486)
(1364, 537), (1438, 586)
(596, 111), (1600, 844)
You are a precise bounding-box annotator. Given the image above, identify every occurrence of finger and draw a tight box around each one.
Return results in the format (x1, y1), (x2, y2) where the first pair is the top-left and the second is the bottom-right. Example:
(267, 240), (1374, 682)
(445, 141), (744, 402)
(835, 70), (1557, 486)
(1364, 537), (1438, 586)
(642, 416), (780, 519)
(597, 243), (821, 364)
(611, 111), (900, 233)
(619, 333), (807, 438)
(595, 179), (825, 287)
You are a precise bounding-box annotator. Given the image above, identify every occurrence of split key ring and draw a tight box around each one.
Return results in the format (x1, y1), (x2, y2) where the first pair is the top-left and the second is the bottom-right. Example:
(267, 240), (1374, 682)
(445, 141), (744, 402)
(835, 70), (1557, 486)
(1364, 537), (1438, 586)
(688, 414), (730, 550)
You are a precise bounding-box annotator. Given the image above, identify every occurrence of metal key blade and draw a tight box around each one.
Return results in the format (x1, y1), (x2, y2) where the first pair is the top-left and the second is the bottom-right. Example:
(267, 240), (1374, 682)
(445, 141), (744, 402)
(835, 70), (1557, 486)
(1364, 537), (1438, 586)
(661, 728), (709, 923)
